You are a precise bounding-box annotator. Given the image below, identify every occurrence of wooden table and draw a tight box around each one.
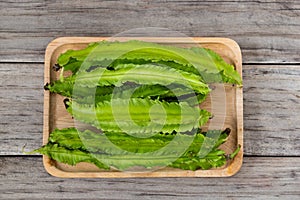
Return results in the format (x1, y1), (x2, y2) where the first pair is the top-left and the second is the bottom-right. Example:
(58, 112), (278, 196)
(1, 1), (299, 199)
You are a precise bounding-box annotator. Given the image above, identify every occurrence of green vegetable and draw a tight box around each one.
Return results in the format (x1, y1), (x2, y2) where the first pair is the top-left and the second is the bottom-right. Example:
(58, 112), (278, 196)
(57, 40), (242, 85)
(48, 128), (175, 153)
(66, 63), (210, 95)
(32, 127), (235, 171)
(65, 98), (211, 134)
(57, 42), (99, 72)
(45, 79), (207, 106)
(33, 143), (110, 170)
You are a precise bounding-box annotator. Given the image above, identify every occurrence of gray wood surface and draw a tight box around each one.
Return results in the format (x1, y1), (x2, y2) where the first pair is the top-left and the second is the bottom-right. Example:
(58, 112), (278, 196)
(1, 0), (300, 63)
(1, 63), (299, 156)
(1, 0), (300, 199)
(1, 156), (299, 199)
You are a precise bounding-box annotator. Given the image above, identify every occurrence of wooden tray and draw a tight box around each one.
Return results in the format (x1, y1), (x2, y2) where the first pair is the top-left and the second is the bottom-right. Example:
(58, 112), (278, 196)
(44, 37), (243, 178)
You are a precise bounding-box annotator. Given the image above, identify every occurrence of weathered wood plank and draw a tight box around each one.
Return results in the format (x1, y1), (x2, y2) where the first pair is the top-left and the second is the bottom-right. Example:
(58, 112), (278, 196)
(0, 63), (299, 156)
(243, 65), (300, 156)
(1, 0), (300, 63)
(0, 63), (44, 155)
(0, 156), (299, 199)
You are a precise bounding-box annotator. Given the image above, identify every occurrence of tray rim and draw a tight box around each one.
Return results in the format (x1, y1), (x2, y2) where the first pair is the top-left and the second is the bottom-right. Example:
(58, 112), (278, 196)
(43, 37), (243, 178)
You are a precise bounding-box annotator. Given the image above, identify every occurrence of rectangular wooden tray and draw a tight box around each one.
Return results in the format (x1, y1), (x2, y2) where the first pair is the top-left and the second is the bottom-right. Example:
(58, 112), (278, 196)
(44, 37), (243, 178)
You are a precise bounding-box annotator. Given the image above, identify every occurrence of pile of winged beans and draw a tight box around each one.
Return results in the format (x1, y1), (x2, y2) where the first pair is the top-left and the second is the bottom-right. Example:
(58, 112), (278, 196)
(33, 40), (242, 171)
